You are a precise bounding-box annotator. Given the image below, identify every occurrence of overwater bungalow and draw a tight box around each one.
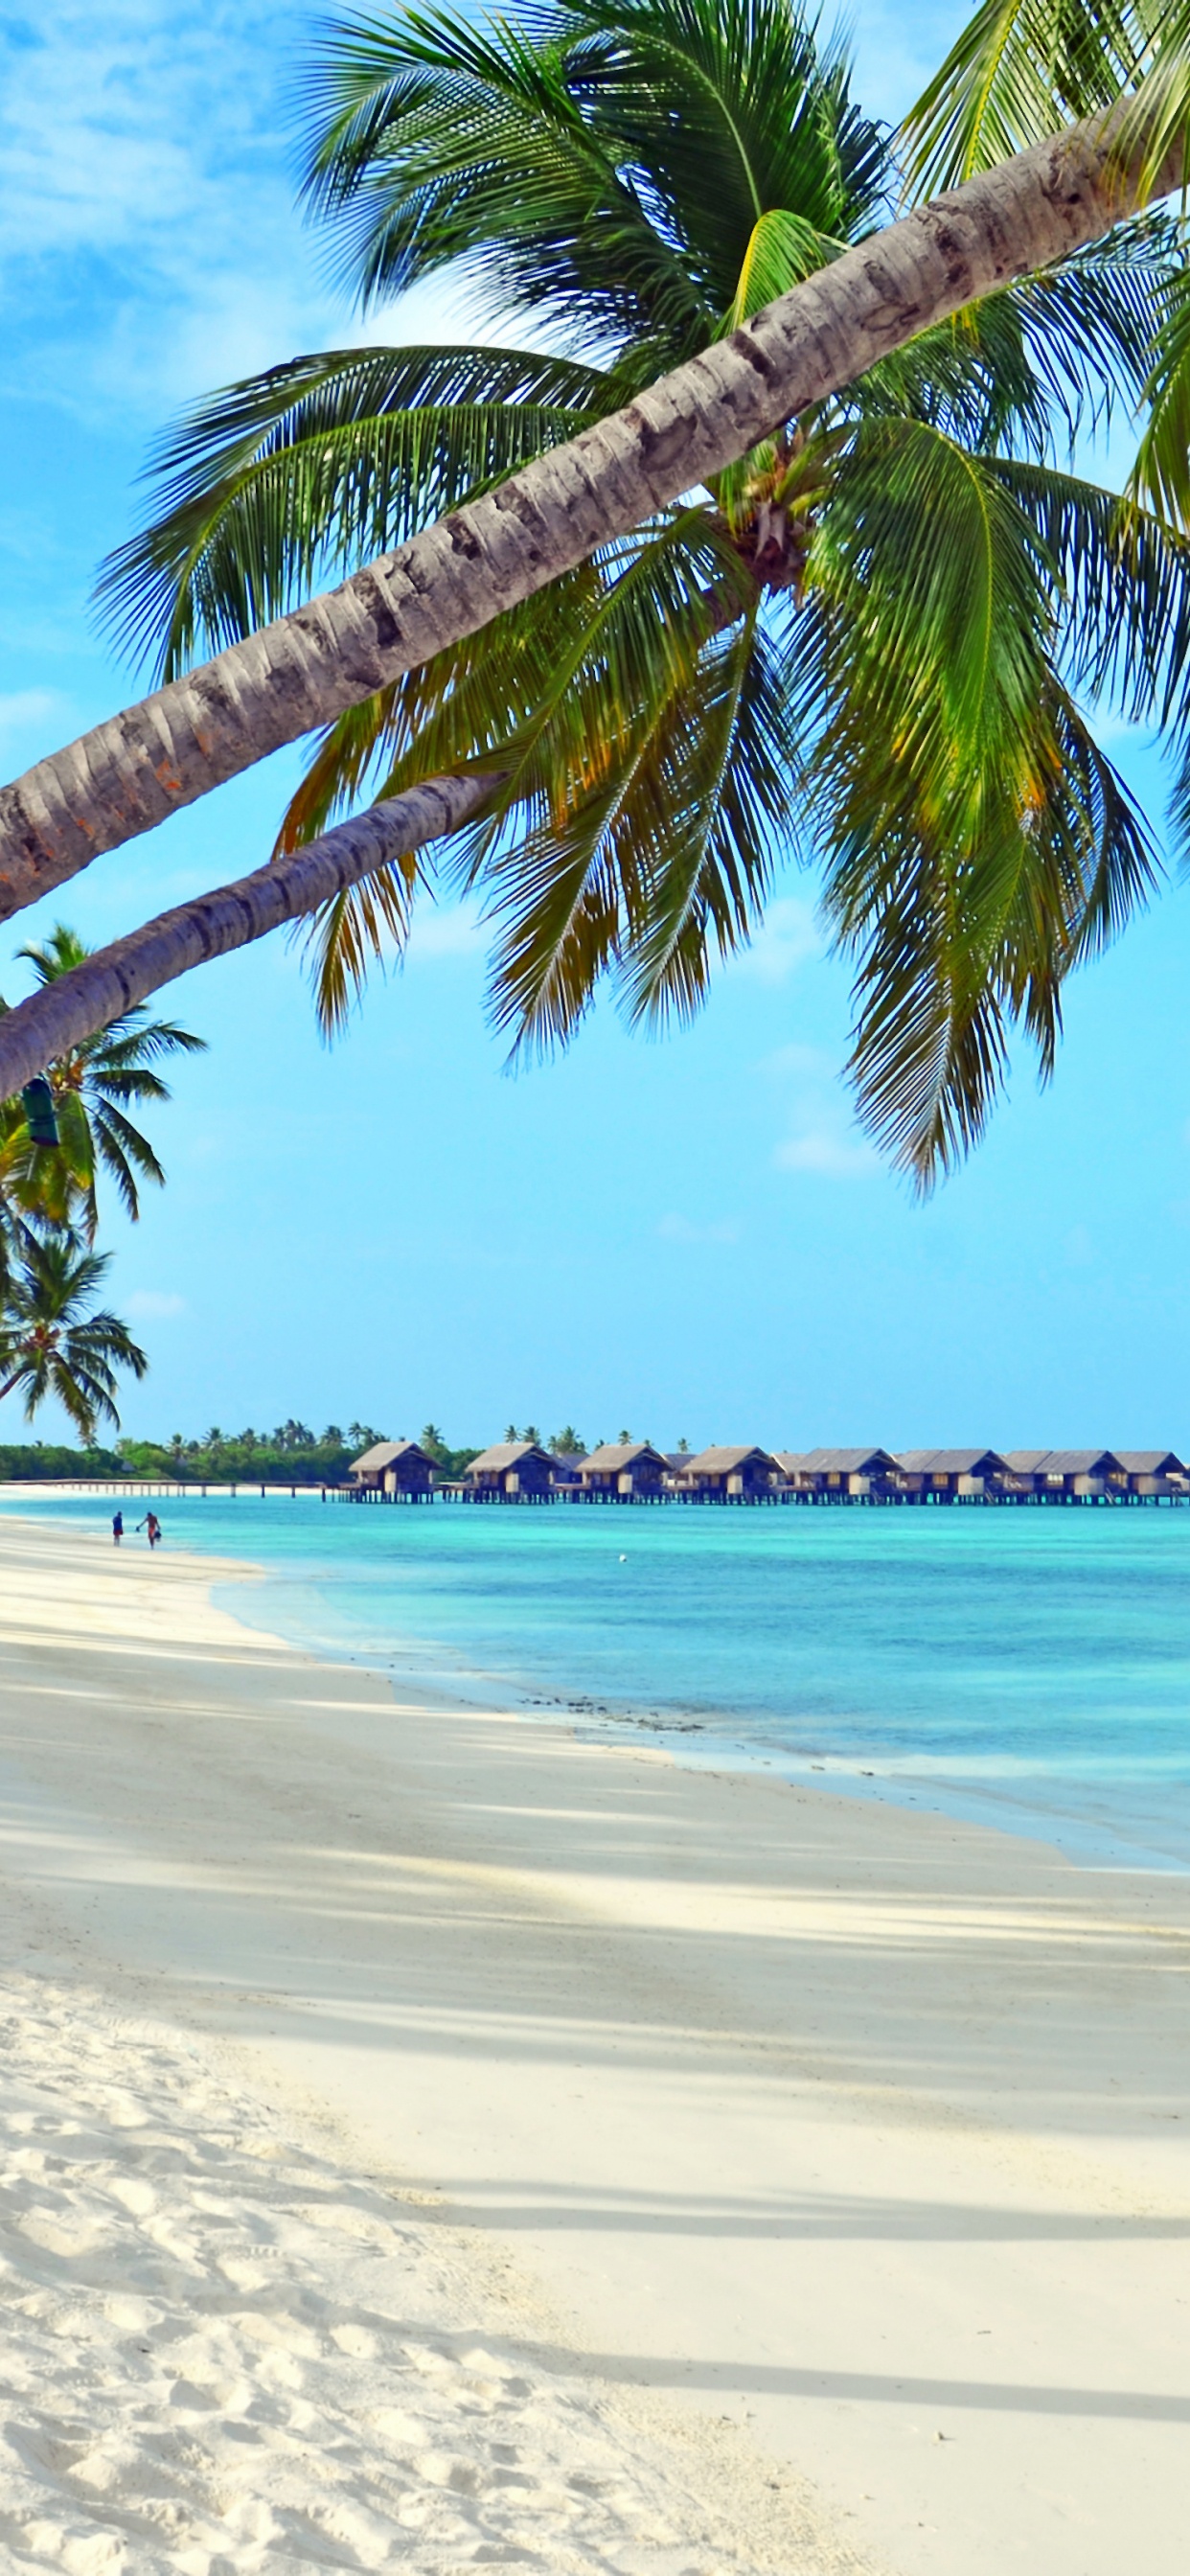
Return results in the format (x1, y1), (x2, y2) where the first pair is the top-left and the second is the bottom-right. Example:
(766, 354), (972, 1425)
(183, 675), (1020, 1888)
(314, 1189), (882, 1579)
(345, 1438), (437, 1500)
(546, 1451), (585, 1496)
(464, 1440), (556, 1500)
(1001, 1448), (1113, 1500)
(671, 1445), (781, 1501)
(1108, 1450), (1188, 1500)
(776, 1446), (898, 1501)
(578, 1441), (667, 1499)
(893, 1448), (1007, 1501)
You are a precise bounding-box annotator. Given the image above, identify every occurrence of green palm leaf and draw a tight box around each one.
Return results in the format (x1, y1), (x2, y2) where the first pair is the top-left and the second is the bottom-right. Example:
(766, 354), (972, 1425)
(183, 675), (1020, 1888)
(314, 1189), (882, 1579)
(824, 682), (1157, 1181)
(902, 0), (1154, 196)
(986, 452), (1190, 721)
(97, 344), (612, 681)
(99, 0), (1187, 1180)
(0, 1237), (148, 1440)
(6, 925), (206, 1233)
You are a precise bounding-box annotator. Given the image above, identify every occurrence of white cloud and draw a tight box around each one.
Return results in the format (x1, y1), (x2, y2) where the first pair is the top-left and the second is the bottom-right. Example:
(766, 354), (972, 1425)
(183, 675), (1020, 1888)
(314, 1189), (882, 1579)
(732, 896), (821, 985)
(655, 1211), (739, 1245)
(0, 0), (573, 437)
(0, 688), (62, 751)
(404, 901), (486, 963)
(126, 1289), (186, 1319)
(764, 1030), (878, 1181)
(0, 0), (338, 422)
(775, 1130), (878, 1179)
(761, 1041), (834, 1078)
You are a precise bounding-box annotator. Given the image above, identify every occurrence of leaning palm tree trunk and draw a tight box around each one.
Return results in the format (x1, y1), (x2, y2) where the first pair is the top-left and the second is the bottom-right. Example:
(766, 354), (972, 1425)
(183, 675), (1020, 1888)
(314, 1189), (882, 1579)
(0, 774), (498, 1101)
(0, 109), (1182, 925)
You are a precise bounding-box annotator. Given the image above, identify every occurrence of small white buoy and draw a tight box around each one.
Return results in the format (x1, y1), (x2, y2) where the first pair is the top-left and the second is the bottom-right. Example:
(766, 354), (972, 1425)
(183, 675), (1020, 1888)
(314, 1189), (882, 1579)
(619, 1553), (628, 1562)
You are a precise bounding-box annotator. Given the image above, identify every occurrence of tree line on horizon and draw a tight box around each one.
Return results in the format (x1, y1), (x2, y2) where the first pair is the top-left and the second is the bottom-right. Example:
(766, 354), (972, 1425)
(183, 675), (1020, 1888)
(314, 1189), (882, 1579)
(0, 1424), (701, 1482)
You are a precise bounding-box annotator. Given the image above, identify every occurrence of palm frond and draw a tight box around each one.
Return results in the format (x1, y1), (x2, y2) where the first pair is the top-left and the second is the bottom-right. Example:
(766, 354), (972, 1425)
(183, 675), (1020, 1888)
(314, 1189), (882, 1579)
(306, 848), (423, 1037)
(812, 415), (1055, 816)
(298, 4), (710, 348)
(298, 0), (891, 349)
(96, 344), (610, 679)
(617, 610), (800, 1026)
(1130, 257), (1190, 530)
(901, 0), (1153, 196)
(286, 570), (606, 1027)
(827, 684), (1157, 1183)
(986, 452), (1190, 722)
(477, 539), (801, 1049)
(720, 207), (847, 334)
(93, 1104), (168, 1222)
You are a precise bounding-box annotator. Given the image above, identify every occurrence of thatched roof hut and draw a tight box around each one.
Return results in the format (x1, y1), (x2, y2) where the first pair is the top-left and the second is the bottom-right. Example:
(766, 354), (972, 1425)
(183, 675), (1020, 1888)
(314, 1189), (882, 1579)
(894, 1448), (1006, 1495)
(347, 1438), (436, 1496)
(1108, 1450), (1187, 1495)
(579, 1441), (667, 1496)
(776, 1446), (897, 1494)
(1002, 1449), (1113, 1495)
(464, 1440), (555, 1498)
(671, 1444), (780, 1499)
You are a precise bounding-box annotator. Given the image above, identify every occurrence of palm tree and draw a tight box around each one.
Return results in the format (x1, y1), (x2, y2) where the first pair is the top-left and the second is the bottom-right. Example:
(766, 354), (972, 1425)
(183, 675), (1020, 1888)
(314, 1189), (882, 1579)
(0, 32), (1182, 925)
(0, 1238), (149, 1440)
(3, 925), (205, 1236)
(90, 0), (1190, 1177)
(0, 0), (1187, 1172)
(0, 0), (1179, 937)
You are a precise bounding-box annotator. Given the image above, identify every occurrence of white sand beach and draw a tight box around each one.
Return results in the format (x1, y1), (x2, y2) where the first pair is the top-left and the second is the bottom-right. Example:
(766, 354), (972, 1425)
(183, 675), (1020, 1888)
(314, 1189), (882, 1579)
(0, 1512), (1187, 2576)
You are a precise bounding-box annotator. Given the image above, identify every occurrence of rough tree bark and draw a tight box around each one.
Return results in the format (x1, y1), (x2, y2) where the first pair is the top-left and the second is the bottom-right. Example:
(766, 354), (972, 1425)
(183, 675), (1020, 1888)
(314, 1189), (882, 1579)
(0, 774), (498, 1102)
(0, 110), (1182, 927)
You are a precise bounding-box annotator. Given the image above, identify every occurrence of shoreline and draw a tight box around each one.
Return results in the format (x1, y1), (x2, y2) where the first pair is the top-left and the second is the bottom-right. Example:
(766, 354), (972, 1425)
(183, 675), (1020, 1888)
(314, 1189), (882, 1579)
(1, 1511), (1188, 2572)
(11, 1484), (1190, 1880)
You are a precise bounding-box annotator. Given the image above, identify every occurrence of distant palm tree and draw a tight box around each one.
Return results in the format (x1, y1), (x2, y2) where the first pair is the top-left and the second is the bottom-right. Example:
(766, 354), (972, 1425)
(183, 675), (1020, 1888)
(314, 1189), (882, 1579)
(6, 925), (205, 1236)
(0, 1239), (148, 1440)
(100, 0), (1190, 1181)
(348, 1418), (384, 1448)
(274, 1417), (315, 1449)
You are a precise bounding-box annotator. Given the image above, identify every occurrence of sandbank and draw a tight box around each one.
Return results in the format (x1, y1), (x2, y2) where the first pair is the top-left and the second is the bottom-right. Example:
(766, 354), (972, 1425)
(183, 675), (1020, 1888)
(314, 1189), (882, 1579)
(0, 1509), (1187, 2575)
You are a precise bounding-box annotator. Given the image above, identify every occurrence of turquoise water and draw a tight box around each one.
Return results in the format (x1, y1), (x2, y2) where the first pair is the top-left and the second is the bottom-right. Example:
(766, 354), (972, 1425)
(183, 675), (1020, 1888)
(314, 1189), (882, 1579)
(6, 1488), (1190, 1870)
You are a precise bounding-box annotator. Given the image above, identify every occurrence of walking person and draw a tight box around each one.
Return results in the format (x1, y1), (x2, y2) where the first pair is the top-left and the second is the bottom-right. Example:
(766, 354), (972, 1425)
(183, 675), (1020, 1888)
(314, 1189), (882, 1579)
(112, 1509), (124, 1545)
(136, 1510), (162, 1549)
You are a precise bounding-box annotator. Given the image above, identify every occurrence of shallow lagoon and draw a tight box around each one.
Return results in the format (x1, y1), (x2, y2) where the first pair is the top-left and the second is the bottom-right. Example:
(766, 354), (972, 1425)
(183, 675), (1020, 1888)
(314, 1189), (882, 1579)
(7, 1487), (1190, 1869)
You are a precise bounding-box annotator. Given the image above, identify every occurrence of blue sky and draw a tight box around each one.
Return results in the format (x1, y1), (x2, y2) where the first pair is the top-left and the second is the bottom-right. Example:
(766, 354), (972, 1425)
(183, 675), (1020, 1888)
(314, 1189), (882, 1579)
(2, 0), (1189, 1455)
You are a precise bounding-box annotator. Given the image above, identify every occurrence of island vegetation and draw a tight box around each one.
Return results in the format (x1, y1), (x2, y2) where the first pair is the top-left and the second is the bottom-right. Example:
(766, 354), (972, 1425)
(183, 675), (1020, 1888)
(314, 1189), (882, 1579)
(0, 1423), (594, 1483)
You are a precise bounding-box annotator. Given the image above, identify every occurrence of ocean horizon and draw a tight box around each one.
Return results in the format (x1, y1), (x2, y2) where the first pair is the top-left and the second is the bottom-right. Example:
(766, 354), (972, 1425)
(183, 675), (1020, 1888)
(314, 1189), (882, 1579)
(5, 1484), (1190, 1874)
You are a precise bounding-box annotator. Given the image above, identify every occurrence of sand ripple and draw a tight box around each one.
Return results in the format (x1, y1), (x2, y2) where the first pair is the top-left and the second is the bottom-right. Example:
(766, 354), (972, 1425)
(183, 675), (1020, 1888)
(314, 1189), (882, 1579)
(0, 1980), (829, 2575)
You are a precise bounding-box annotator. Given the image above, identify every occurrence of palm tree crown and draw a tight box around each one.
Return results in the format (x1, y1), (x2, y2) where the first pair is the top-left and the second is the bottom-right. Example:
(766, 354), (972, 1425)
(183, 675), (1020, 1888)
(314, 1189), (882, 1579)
(4, 924), (206, 1237)
(98, 0), (1190, 1183)
(0, 1237), (149, 1441)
